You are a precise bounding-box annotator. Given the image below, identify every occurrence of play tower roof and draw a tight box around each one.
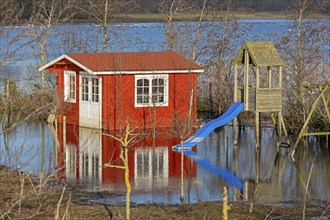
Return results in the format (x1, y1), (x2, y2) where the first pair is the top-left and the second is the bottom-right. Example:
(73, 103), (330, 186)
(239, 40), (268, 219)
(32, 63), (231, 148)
(234, 42), (284, 67)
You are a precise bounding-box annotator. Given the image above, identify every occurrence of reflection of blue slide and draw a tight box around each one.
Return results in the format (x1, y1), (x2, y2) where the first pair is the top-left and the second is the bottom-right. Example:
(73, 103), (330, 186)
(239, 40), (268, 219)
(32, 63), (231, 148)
(184, 150), (243, 189)
(172, 102), (244, 150)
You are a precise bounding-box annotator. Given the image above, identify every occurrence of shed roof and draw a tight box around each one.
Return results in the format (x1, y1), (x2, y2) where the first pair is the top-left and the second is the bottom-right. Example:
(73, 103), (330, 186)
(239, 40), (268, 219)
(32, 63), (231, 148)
(39, 51), (204, 74)
(234, 42), (284, 67)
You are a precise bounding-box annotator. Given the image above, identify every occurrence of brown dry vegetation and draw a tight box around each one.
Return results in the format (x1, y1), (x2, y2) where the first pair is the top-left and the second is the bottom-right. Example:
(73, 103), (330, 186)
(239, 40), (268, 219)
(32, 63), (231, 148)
(0, 166), (328, 220)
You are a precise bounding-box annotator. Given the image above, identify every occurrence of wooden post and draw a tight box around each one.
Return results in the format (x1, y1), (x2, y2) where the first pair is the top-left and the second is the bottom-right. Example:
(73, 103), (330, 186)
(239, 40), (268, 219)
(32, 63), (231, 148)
(225, 124), (229, 167)
(279, 66), (282, 89)
(63, 116), (66, 178)
(255, 147), (260, 185)
(320, 86), (330, 122)
(233, 145), (239, 201)
(234, 65), (238, 102)
(269, 66), (277, 130)
(255, 112), (260, 149)
(41, 124), (45, 181)
(255, 67), (260, 149)
(55, 118), (58, 169)
(280, 115), (290, 146)
(277, 111), (282, 152)
(270, 113), (276, 127)
(6, 80), (10, 98)
(6, 81), (10, 127)
(267, 66), (272, 88)
(222, 187), (230, 220)
(180, 140), (184, 202)
(233, 64), (238, 147)
(209, 83), (213, 117)
(244, 50), (249, 111)
(278, 66), (283, 152)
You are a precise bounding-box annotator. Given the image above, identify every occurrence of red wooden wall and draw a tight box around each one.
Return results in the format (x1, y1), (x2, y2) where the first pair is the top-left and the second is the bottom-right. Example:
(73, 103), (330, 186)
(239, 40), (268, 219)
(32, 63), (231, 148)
(46, 63), (81, 125)
(101, 73), (198, 131)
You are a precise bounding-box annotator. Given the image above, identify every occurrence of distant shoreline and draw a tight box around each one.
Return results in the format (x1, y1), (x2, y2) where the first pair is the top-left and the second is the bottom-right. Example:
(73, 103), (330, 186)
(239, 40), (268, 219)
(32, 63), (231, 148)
(113, 11), (329, 23)
(12, 11), (329, 26)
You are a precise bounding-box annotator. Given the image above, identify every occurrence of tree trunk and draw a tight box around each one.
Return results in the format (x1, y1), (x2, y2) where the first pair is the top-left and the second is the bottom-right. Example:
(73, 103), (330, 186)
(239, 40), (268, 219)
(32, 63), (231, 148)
(102, 0), (109, 52)
(40, 41), (46, 91)
(180, 140), (184, 202)
(124, 148), (131, 220)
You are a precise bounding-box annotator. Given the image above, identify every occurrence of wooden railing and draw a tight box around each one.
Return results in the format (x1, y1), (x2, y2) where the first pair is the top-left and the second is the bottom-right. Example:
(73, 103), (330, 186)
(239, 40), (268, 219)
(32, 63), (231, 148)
(256, 88), (282, 112)
(237, 87), (282, 112)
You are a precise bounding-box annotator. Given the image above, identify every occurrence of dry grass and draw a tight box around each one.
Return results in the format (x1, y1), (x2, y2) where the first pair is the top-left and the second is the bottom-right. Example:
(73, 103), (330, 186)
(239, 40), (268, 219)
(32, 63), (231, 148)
(0, 166), (328, 220)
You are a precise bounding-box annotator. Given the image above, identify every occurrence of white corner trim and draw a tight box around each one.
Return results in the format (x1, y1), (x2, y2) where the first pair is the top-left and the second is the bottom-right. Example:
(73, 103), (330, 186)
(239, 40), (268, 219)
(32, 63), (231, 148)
(38, 54), (66, 71)
(38, 54), (93, 74)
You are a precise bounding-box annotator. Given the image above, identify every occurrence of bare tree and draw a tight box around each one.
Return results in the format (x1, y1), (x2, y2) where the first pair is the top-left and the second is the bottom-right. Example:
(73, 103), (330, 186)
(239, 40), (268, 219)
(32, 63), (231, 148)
(28, 0), (76, 90)
(103, 118), (143, 220)
(279, 0), (329, 132)
(159, 0), (183, 51)
(201, 0), (247, 116)
(172, 88), (195, 202)
(75, 0), (135, 52)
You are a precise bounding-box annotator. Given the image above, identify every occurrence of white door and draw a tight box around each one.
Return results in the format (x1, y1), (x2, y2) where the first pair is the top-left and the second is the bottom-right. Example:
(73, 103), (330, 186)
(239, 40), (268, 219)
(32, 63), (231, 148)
(79, 74), (102, 129)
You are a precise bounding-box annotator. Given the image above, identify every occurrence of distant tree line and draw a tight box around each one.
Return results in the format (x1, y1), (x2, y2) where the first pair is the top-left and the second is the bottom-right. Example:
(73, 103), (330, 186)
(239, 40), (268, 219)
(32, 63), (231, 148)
(12, 0), (330, 22)
(137, 0), (329, 13)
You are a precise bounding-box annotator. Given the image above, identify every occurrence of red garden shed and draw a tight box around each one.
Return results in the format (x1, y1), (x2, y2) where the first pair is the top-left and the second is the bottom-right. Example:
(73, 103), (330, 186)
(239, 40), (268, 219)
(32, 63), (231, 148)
(39, 52), (204, 130)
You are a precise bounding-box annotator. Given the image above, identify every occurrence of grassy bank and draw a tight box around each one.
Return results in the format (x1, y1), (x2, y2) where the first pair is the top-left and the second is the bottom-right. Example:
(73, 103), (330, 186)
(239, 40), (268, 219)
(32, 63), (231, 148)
(61, 11), (330, 24)
(113, 11), (329, 23)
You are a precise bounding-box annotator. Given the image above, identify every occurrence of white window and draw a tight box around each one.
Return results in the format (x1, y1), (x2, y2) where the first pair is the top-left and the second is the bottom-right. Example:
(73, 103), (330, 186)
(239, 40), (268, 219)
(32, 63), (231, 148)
(91, 78), (99, 102)
(80, 75), (100, 103)
(64, 71), (76, 103)
(135, 74), (168, 107)
(81, 77), (89, 101)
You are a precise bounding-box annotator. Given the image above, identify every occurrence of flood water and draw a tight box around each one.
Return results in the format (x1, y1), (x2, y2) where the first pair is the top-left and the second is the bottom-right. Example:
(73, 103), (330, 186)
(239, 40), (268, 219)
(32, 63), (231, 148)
(0, 123), (329, 205)
(1, 18), (329, 205)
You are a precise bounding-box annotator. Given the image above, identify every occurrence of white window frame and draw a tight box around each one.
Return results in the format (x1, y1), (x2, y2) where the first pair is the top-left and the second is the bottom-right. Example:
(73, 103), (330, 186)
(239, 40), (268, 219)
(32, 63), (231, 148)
(80, 74), (100, 103)
(135, 74), (168, 107)
(64, 70), (76, 103)
(91, 78), (100, 103)
(81, 76), (89, 102)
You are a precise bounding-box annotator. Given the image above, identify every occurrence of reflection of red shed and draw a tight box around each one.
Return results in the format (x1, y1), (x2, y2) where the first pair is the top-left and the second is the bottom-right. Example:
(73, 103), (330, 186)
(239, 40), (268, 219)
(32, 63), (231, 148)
(56, 125), (197, 187)
(39, 52), (203, 130)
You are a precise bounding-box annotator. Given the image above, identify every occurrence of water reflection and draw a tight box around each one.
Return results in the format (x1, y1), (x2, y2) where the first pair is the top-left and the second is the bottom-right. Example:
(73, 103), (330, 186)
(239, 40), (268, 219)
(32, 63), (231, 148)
(1, 123), (329, 204)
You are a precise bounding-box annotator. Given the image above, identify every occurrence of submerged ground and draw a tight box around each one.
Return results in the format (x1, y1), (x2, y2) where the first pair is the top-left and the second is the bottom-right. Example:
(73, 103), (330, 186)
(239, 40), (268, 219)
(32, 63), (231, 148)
(0, 166), (328, 220)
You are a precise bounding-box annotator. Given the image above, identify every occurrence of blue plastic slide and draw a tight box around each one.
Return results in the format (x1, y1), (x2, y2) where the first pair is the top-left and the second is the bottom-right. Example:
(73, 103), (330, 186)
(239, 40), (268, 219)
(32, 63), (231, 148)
(172, 102), (244, 150)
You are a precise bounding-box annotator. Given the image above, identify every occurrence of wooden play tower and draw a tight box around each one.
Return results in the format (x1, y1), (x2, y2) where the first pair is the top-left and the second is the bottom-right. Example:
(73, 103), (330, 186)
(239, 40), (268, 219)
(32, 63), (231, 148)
(232, 42), (289, 149)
